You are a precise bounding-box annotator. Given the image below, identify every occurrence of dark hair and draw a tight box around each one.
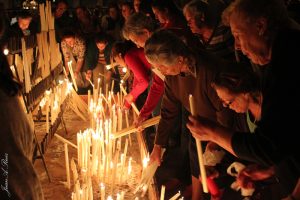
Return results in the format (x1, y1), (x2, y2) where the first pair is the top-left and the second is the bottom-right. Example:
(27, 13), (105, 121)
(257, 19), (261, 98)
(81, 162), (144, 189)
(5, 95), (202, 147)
(111, 40), (135, 60)
(60, 29), (76, 40)
(17, 9), (33, 19)
(121, 1), (134, 10)
(0, 53), (21, 96)
(212, 64), (260, 96)
(94, 32), (112, 44)
(151, 0), (181, 16)
(56, 0), (69, 7)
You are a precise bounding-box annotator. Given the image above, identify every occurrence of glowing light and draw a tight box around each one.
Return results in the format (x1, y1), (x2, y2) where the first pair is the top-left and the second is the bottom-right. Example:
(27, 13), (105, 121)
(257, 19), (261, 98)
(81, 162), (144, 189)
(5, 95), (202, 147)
(3, 48), (9, 55)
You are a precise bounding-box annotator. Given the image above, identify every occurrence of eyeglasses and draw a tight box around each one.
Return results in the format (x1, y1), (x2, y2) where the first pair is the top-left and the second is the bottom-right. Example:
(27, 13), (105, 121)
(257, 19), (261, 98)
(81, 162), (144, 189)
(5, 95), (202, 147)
(221, 98), (235, 108)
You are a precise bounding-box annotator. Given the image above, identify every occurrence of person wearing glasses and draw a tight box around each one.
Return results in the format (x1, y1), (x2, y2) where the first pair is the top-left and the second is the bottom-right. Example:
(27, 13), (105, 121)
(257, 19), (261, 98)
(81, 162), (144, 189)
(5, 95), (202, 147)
(186, 0), (300, 198)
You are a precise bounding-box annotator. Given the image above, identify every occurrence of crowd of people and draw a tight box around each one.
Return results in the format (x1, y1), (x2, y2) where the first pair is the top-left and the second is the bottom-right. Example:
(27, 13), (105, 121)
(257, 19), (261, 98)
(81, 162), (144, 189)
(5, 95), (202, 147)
(1, 0), (300, 199)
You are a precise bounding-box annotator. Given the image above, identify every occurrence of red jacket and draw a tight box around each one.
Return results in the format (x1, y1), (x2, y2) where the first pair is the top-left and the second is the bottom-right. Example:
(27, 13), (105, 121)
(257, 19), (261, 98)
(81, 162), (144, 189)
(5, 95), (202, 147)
(124, 47), (164, 118)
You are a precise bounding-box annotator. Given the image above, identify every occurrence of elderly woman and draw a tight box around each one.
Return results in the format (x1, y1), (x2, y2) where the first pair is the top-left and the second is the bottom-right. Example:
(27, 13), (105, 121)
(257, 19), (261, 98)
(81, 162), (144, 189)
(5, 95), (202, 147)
(110, 40), (164, 112)
(123, 13), (203, 124)
(144, 29), (242, 200)
(187, 0), (300, 198)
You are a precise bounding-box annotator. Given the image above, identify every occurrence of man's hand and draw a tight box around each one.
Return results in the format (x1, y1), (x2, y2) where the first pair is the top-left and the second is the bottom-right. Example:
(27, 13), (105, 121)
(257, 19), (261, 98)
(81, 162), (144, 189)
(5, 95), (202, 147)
(149, 144), (162, 166)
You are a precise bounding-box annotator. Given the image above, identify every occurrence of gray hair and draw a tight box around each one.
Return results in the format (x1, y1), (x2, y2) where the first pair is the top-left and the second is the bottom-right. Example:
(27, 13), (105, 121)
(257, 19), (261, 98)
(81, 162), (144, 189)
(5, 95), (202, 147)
(122, 12), (157, 40)
(222, 0), (289, 33)
(144, 29), (192, 67)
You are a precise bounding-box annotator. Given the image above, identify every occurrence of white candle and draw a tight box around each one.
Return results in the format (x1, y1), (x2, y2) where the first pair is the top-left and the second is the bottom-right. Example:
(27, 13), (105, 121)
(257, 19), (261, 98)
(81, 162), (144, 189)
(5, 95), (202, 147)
(169, 191), (181, 200)
(46, 100), (49, 133)
(100, 183), (105, 200)
(64, 143), (71, 189)
(189, 94), (208, 193)
(98, 78), (101, 90)
(160, 185), (165, 200)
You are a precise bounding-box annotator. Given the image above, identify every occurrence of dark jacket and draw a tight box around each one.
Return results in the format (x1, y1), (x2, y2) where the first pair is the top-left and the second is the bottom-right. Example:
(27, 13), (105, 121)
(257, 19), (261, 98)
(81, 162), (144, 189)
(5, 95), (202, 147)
(84, 38), (113, 71)
(155, 50), (239, 146)
(232, 28), (300, 195)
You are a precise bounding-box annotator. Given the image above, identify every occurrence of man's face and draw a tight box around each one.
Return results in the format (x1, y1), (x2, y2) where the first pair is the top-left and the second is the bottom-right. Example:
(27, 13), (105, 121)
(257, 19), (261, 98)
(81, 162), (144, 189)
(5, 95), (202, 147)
(18, 17), (32, 31)
(152, 7), (168, 24)
(148, 58), (182, 76)
(184, 11), (202, 35)
(230, 12), (271, 65)
(55, 2), (67, 18)
(109, 8), (118, 20)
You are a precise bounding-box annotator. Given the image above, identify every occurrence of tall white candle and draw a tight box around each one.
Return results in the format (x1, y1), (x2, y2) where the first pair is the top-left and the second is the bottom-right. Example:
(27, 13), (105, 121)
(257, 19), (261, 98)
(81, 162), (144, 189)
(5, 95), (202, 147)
(189, 94), (208, 193)
(160, 185), (165, 200)
(64, 143), (71, 189)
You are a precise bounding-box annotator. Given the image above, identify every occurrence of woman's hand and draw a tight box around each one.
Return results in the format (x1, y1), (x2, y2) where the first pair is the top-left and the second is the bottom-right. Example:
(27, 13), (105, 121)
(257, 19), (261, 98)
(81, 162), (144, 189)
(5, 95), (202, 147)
(85, 70), (92, 80)
(124, 94), (134, 105)
(186, 115), (216, 141)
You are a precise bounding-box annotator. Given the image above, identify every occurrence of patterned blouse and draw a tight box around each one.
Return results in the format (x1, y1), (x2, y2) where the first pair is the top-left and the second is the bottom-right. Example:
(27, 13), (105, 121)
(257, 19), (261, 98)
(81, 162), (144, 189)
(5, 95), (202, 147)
(61, 36), (86, 62)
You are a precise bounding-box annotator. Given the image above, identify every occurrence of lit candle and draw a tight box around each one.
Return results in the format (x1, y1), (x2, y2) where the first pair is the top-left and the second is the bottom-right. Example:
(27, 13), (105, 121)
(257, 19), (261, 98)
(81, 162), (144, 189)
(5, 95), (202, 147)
(107, 196), (113, 200)
(100, 183), (105, 200)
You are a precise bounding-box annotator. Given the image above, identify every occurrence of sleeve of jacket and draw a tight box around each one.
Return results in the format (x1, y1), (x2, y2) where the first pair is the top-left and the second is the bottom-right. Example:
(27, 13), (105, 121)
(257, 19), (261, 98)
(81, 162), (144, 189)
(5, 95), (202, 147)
(139, 73), (164, 118)
(155, 78), (181, 146)
(125, 52), (150, 100)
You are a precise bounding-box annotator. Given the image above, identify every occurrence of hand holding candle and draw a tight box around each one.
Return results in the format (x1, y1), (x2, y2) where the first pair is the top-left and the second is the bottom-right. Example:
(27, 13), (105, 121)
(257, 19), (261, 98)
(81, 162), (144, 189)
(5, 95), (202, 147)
(189, 94), (208, 193)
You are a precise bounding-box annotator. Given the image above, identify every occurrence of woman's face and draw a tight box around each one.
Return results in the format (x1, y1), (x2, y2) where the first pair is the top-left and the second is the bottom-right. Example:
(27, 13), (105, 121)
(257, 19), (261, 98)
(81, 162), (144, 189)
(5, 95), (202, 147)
(215, 86), (249, 113)
(113, 54), (126, 67)
(128, 32), (149, 48)
(230, 13), (271, 65)
(64, 37), (75, 48)
(152, 7), (168, 24)
(96, 42), (107, 51)
(122, 5), (133, 20)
